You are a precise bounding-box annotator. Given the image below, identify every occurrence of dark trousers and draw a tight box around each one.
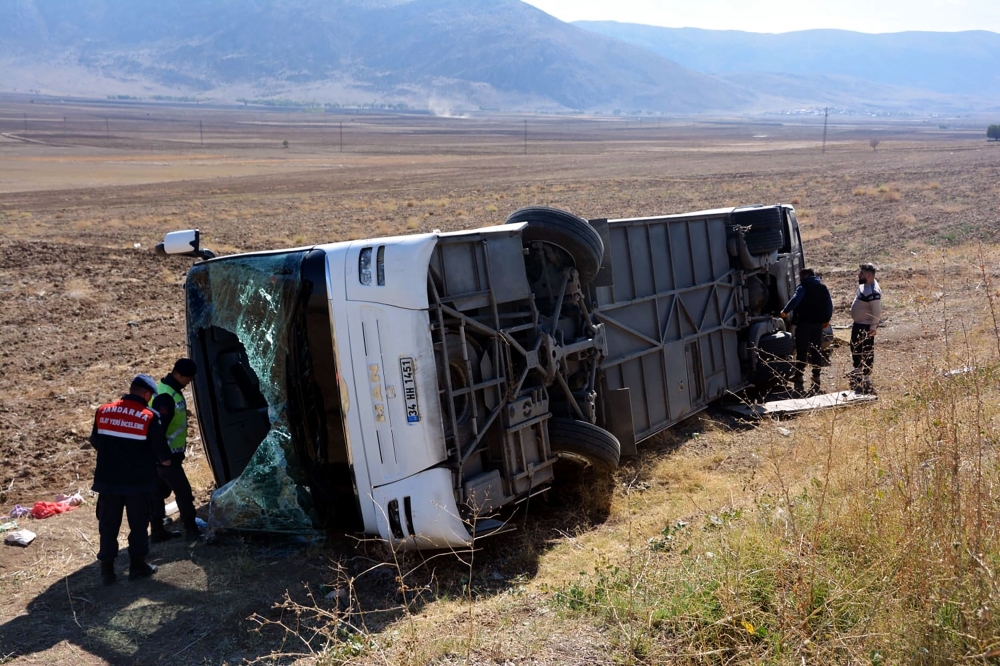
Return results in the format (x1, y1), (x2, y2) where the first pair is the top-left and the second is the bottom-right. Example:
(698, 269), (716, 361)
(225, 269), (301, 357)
(793, 322), (825, 388)
(96, 492), (150, 562)
(151, 461), (198, 532)
(851, 323), (875, 374)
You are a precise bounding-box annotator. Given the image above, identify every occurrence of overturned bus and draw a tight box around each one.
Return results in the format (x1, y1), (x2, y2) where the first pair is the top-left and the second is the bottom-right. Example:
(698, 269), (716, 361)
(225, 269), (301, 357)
(159, 204), (807, 549)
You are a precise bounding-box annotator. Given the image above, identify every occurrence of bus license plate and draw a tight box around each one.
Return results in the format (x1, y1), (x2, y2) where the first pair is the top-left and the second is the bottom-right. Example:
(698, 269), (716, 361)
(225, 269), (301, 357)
(399, 357), (420, 423)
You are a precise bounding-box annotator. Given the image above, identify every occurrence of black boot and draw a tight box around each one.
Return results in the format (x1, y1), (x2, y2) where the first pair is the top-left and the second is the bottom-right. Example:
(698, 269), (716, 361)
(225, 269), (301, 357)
(184, 521), (203, 542)
(150, 527), (181, 543)
(100, 560), (116, 586)
(848, 368), (863, 392)
(128, 558), (158, 581)
(809, 371), (821, 396)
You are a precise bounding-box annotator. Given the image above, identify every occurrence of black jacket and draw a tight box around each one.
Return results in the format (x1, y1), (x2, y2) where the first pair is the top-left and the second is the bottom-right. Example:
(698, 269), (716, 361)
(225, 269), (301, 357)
(90, 393), (171, 494)
(783, 276), (833, 325)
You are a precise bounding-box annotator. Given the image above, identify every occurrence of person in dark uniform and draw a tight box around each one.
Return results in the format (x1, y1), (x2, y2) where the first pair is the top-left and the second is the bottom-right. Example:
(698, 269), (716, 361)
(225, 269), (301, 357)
(91, 374), (172, 585)
(781, 268), (834, 396)
(149, 358), (202, 542)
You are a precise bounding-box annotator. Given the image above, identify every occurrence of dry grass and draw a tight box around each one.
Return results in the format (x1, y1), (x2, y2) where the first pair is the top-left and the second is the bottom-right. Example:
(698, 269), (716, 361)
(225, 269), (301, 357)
(513, 256), (1000, 665)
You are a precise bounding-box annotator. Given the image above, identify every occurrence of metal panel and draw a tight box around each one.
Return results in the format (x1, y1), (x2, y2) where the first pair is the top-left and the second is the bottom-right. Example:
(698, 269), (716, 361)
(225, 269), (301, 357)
(594, 212), (744, 444)
(430, 230), (532, 311)
(663, 341), (691, 424)
(485, 234), (533, 304)
(433, 240), (489, 311)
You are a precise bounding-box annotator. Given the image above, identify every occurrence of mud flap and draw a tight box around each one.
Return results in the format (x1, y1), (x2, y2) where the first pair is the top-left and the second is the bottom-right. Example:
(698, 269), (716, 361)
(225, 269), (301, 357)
(586, 218), (615, 288)
(605, 388), (637, 456)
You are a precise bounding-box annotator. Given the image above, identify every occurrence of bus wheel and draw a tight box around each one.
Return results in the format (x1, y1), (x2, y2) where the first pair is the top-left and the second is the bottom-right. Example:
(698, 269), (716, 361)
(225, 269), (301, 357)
(548, 418), (621, 473)
(505, 206), (604, 284)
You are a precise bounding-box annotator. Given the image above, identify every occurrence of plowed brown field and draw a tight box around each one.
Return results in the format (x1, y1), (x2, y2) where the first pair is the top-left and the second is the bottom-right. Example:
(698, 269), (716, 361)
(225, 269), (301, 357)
(1, 96), (997, 664)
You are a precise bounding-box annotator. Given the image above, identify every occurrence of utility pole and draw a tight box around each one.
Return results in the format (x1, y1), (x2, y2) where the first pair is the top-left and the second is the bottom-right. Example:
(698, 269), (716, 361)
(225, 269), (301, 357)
(822, 107), (828, 154)
(523, 119), (527, 155)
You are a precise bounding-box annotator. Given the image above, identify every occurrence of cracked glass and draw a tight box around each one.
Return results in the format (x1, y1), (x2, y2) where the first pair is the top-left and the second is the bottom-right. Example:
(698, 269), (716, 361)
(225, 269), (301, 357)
(186, 251), (320, 535)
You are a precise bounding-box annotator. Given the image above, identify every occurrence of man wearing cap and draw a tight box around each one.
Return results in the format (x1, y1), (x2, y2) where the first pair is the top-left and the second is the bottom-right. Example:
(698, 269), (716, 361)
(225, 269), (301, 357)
(91, 374), (173, 585)
(850, 263), (882, 393)
(149, 358), (202, 541)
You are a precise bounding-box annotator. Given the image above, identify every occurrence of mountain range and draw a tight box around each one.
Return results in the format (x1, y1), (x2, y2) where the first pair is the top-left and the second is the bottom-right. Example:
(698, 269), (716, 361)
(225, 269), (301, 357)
(2, 0), (998, 115)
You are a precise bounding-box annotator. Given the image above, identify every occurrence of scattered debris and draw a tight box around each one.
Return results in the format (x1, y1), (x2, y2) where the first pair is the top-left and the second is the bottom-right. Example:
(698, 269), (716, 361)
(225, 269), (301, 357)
(725, 390), (877, 418)
(944, 366), (975, 377)
(55, 492), (85, 506)
(8, 505), (30, 519)
(5, 528), (36, 547)
(777, 426), (792, 437)
(30, 493), (85, 519)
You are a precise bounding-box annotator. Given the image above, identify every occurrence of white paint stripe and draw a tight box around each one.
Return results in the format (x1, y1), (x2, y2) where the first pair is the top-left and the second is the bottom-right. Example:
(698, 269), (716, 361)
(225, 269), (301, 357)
(96, 428), (147, 440)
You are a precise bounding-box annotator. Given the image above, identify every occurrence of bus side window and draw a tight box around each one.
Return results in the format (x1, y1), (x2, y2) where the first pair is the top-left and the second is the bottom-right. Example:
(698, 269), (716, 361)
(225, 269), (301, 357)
(781, 210), (795, 254)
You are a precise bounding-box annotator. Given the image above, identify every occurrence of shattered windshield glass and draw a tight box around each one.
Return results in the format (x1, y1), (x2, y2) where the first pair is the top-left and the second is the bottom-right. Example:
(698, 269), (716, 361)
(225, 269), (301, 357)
(186, 251), (320, 536)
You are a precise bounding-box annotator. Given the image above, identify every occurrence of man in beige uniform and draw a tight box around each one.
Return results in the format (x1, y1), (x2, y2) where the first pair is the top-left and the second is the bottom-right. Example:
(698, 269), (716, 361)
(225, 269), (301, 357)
(849, 263), (882, 393)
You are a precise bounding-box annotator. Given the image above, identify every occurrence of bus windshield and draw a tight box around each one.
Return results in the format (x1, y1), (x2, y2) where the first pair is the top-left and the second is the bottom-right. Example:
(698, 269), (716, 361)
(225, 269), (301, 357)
(185, 249), (358, 535)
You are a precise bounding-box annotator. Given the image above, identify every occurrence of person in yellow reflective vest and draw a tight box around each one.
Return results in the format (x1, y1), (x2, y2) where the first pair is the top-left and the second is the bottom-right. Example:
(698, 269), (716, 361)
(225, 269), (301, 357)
(149, 358), (202, 542)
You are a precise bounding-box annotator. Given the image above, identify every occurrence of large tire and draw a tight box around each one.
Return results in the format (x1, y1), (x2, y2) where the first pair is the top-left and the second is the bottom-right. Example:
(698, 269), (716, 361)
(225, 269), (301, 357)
(505, 206), (604, 284)
(548, 418), (621, 473)
(744, 229), (784, 255)
(754, 331), (794, 385)
(733, 207), (783, 255)
(732, 206), (782, 228)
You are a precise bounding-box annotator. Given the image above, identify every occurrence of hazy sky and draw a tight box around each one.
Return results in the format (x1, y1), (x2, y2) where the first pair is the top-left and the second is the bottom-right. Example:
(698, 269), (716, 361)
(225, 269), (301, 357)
(520, 0), (998, 34)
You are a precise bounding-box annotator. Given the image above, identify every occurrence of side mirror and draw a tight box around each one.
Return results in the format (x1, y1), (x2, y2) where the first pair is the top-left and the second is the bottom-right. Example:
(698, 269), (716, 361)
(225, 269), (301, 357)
(155, 229), (216, 260)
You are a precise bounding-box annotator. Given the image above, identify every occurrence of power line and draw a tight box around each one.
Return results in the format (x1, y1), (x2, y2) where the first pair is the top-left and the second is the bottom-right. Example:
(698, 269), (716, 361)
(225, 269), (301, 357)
(822, 107), (828, 154)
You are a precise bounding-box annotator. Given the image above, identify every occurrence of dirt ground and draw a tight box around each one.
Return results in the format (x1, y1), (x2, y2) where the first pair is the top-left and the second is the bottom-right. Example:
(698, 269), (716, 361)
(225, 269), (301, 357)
(1, 96), (998, 664)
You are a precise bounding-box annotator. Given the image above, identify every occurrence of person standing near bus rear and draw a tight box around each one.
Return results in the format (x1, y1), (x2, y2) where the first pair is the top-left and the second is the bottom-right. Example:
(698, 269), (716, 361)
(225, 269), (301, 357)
(850, 263), (882, 394)
(149, 358), (203, 542)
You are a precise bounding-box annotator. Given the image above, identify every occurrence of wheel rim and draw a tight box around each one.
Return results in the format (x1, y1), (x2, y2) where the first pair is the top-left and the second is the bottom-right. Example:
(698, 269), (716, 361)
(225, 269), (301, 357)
(555, 451), (595, 470)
